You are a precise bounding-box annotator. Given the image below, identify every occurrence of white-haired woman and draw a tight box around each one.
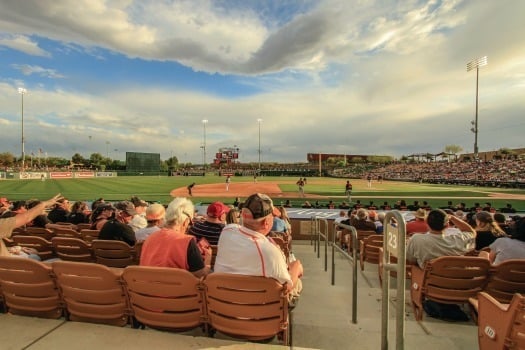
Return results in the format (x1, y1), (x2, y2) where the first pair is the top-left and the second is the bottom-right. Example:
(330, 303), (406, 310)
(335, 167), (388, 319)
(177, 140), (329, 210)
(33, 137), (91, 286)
(140, 197), (211, 277)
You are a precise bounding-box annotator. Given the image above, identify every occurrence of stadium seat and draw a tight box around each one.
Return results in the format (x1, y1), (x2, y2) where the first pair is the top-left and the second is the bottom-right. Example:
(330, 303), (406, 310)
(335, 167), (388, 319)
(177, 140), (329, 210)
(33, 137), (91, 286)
(92, 240), (135, 268)
(203, 273), (291, 346)
(51, 237), (94, 262)
(53, 260), (129, 326)
(12, 235), (54, 261)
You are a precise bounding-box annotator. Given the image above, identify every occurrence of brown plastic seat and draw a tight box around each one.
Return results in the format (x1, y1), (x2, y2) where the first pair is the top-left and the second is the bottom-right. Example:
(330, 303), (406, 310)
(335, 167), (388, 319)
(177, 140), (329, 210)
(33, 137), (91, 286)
(476, 292), (525, 350)
(76, 223), (92, 231)
(92, 240), (135, 268)
(133, 241), (144, 265)
(359, 234), (383, 271)
(204, 273), (291, 345)
(80, 229), (100, 243)
(12, 235), (55, 261)
(51, 237), (94, 262)
(486, 259), (525, 304)
(26, 227), (55, 241)
(411, 255), (490, 321)
(357, 229), (377, 241)
(52, 260), (129, 326)
(377, 247), (413, 286)
(0, 256), (62, 318)
(52, 227), (82, 239)
(122, 266), (205, 331)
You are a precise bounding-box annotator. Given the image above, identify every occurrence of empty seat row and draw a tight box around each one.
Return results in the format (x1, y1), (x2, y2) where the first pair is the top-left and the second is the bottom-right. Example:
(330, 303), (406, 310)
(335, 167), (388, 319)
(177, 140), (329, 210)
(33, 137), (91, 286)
(0, 257), (291, 345)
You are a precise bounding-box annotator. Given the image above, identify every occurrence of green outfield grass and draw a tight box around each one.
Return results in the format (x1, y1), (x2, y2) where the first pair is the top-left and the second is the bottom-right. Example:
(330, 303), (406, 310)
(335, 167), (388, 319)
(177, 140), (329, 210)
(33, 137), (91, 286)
(0, 175), (524, 211)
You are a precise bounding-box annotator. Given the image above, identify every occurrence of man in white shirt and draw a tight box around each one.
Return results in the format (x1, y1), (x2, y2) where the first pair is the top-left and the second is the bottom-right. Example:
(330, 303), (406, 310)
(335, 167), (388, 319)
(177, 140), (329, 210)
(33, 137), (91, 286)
(214, 193), (303, 296)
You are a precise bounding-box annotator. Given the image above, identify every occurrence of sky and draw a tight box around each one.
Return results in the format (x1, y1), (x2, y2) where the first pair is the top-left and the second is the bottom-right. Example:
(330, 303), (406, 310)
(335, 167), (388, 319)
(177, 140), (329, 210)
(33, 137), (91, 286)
(0, 0), (524, 165)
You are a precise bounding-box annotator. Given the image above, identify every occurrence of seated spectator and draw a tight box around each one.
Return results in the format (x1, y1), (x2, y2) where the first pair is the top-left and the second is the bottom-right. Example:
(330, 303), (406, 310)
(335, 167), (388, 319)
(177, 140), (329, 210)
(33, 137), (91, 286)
(140, 197), (211, 278)
(188, 201), (229, 245)
(67, 201), (90, 224)
(25, 200), (52, 228)
(283, 200), (292, 208)
(47, 198), (71, 223)
(350, 208), (376, 231)
(135, 204), (165, 242)
(214, 193), (303, 297)
(353, 200), (363, 210)
(375, 212), (385, 234)
(90, 203), (115, 230)
(474, 211), (507, 250)
(406, 209), (430, 236)
(129, 196), (148, 232)
(493, 213), (513, 236)
(233, 197), (241, 209)
(367, 201), (377, 210)
(1, 194), (62, 257)
(91, 198), (105, 211)
(480, 217), (525, 264)
(406, 209), (476, 268)
(500, 203), (517, 213)
(339, 201), (350, 209)
(408, 201), (420, 211)
(0, 200), (27, 218)
(326, 200), (335, 209)
(271, 207), (288, 234)
(380, 201), (391, 210)
(225, 208), (240, 224)
(98, 201), (137, 246)
(302, 201), (312, 208)
(0, 197), (11, 215)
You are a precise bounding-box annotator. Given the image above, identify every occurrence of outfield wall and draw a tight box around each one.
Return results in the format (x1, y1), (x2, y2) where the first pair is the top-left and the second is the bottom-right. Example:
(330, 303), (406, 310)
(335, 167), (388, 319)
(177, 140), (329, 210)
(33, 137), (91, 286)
(12, 172), (117, 180)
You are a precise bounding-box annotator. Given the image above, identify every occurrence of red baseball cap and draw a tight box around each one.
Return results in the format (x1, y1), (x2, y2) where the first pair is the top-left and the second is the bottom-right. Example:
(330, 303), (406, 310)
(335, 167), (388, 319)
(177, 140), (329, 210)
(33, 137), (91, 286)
(207, 202), (230, 218)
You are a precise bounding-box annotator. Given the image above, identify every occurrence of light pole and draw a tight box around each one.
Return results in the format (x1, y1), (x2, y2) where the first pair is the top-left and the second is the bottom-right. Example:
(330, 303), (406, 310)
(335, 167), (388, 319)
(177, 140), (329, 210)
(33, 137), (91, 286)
(467, 56), (487, 159)
(18, 87), (27, 171)
(202, 119), (208, 172)
(257, 118), (262, 172)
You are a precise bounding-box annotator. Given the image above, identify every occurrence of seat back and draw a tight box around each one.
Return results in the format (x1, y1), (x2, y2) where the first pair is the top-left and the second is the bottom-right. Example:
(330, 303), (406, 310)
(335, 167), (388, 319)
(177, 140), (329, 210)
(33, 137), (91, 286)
(122, 266), (204, 331)
(12, 235), (54, 261)
(424, 256), (490, 303)
(359, 234), (383, 270)
(52, 261), (129, 326)
(53, 227), (82, 239)
(26, 227), (55, 241)
(92, 240), (135, 268)
(477, 292), (525, 350)
(0, 256), (62, 318)
(51, 237), (94, 262)
(80, 229), (100, 243)
(76, 223), (92, 231)
(204, 273), (290, 345)
(270, 236), (289, 261)
(357, 230), (377, 241)
(486, 259), (525, 304)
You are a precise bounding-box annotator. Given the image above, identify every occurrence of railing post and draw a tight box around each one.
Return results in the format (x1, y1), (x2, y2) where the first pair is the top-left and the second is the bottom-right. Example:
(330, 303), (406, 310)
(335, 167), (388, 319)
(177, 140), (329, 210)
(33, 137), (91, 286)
(333, 223), (358, 324)
(381, 210), (407, 350)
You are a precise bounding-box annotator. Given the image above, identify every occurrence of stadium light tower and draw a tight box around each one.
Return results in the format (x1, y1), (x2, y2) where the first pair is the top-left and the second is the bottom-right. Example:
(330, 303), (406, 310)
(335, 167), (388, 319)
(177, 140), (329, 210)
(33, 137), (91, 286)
(202, 119), (208, 172)
(467, 56), (487, 159)
(257, 118), (262, 172)
(18, 87), (27, 171)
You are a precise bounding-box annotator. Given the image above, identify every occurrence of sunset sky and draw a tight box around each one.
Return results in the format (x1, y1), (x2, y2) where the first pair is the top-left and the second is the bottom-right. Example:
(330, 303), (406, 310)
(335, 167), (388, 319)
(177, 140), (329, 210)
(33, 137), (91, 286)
(1, 0), (524, 164)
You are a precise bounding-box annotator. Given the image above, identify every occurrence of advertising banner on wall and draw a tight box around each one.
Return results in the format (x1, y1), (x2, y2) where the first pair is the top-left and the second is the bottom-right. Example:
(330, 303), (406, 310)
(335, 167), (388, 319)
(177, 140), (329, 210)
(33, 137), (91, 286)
(74, 172), (95, 178)
(96, 172), (117, 177)
(50, 172), (73, 179)
(20, 172), (47, 180)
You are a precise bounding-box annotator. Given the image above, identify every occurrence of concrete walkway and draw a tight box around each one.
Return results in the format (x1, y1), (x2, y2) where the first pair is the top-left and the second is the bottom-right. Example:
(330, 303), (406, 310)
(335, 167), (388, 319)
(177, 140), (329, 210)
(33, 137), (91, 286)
(0, 241), (479, 349)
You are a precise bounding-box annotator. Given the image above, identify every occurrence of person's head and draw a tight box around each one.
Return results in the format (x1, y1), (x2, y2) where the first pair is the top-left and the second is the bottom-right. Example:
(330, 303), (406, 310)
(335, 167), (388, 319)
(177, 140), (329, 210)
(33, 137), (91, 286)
(493, 213), (507, 225)
(512, 217), (525, 242)
(11, 200), (27, 213)
(54, 198), (70, 211)
(356, 208), (368, 220)
(426, 209), (449, 231)
(414, 208), (426, 221)
(475, 211), (506, 236)
(225, 208), (240, 224)
(71, 201), (88, 213)
(165, 197), (194, 230)
(145, 203), (166, 226)
(114, 201), (137, 224)
(278, 206), (289, 221)
(339, 210), (346, 217)
(241, 193), (275, 234)
(206, 201), (230, 223)
(130, 196), (148, 214)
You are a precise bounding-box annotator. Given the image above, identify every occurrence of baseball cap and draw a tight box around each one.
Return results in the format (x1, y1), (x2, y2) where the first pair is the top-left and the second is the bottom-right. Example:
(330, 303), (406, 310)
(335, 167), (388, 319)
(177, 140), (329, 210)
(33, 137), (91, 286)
(114, 201), (137, 216)
(130, 196), (148, 207)
(207, 201), (230, 218)
(145, 203), (166, 221)
(243, 193), (274, 219)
